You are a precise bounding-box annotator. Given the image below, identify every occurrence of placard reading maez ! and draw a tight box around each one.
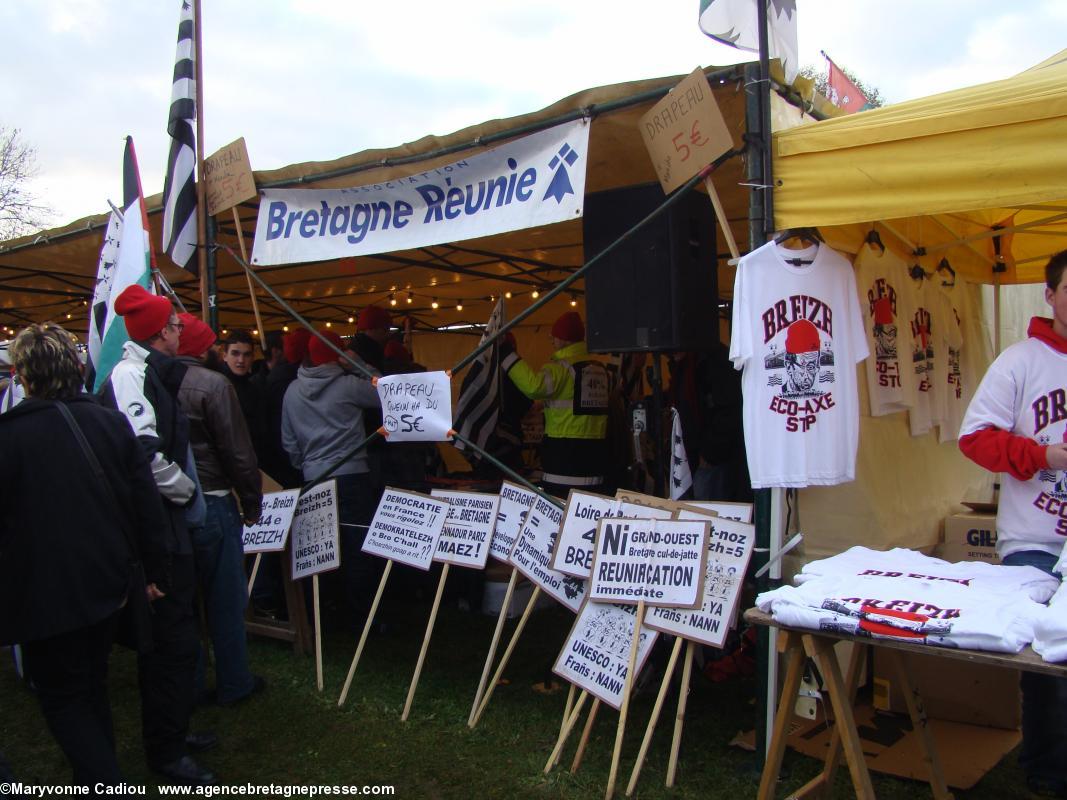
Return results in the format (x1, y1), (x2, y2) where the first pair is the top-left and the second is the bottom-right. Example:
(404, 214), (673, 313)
(553, 600), (659, 711)
(242, 489), (300, 553)
(589, 518), (708, 608)
(551, 491), (673, 579)
(291, 480), (340, 581)
(490, 482), (538, 562)
(430, 490), (500, 569)
(646, 517), (755, 648)
(376, 371), (452, 442)
(508, 494), (585, 612)
(362, 488), (448, 571)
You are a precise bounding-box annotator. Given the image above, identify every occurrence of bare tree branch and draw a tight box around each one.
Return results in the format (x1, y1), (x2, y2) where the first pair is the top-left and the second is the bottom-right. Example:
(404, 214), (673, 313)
(0, 126), (53, 241)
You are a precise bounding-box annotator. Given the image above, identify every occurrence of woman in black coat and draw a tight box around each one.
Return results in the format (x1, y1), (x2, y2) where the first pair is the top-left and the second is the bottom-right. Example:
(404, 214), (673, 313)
(0, 324), (168, 787)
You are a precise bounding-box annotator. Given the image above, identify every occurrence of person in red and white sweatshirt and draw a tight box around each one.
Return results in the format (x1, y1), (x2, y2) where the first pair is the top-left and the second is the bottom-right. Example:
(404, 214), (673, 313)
(959, 249), (1067, 798)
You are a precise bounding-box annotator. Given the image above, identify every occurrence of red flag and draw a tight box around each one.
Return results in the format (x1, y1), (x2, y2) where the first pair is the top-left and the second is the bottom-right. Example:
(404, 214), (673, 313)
(825, 55), (870, 114)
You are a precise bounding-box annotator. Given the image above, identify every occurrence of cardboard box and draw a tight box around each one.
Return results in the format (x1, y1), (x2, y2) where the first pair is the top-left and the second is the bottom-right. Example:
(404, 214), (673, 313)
(872, 648), (1020, 730)
(940, 512), (1000, 564)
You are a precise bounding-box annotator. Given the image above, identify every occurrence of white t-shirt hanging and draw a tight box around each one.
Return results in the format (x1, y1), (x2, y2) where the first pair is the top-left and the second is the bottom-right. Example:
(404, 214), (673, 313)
(730, 240), (869, 488)
(936, 282), (968, 443)
(854, 244), (918, 416)
(907, 278), (943, 437)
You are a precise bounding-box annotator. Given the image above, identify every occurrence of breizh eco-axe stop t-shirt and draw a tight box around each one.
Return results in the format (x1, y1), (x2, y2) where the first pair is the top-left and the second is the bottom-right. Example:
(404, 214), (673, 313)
(730, 241), (869, 488)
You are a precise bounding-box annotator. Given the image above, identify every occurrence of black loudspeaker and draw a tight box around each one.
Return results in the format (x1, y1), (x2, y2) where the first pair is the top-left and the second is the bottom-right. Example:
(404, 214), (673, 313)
(583, 183), (718, 353)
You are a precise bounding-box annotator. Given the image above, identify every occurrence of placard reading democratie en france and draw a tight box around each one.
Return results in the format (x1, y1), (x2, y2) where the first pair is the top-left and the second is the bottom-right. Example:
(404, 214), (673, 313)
(550, 491), (674, 579)
(552, 600), (659, 710)
(291, 481), (340, 581)
(430, 490), (500, 569)
(242, 489), (300, 553)
(588, 518), (709, 608)
(646, 517), (755, 648)
(508, 494), (585, 613)
(489, 482), (538, 562)
(362, 488), (449, 571)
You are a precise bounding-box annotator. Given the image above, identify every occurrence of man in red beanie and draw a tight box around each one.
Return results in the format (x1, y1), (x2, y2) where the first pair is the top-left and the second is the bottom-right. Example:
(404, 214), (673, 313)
(350, 305), (392, 374)
(101, 285), (217, 785)
(282, 330), (383, 624)
(175, 314), (264, 710)
(504, 311), (611, 497)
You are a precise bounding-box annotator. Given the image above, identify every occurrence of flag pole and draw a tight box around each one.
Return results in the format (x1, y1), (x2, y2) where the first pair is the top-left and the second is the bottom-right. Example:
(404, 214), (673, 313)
(193, 0), (211, 324)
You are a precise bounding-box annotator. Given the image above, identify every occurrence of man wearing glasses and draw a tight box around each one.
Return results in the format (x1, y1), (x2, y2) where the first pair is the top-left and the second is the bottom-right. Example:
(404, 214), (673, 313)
(102, 284), (217, 785)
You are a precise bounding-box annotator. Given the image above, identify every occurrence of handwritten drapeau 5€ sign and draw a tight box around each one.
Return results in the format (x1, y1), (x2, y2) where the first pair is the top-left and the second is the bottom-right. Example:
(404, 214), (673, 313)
(639, 68), (733, 194)
(204, 137), (257, 216)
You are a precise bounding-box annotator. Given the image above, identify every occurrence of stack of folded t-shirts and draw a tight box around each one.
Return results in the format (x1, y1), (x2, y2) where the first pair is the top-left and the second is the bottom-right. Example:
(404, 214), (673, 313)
(1032, 583), (1067, 662)
(756, 546), (1059, 653)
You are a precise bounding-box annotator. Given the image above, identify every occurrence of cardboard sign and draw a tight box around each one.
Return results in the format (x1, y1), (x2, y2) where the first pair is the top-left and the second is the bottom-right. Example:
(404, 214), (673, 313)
(639, 68), (732, 194)
(588, 518), (709, 608)
(646, 517), (755, 648)
(552, 599), (659, 710)
(508, 494), (585, 613)
(680, 501), (754, 523)
(204, 137), (257, 216)
(551, 491), (673, 579)
(290, 480), (340, 580)
(242, 489), (300, 553)
(362, 487), (448, 571)
(377, 371), (452, 442)
(614, 489), (681, 515)
(490, 481), (538, 562)
(430, 490), (500, 569)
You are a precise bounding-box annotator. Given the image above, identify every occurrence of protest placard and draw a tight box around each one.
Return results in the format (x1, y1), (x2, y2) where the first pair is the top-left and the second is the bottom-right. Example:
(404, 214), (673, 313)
(553, 600), (659, 711)
(361, 488), (449, 570)
(490, 482), (538, 561)
(376, 371), (452, 442)
(242, 489), (300, 553)
(645, 517), (755, 648)
(429, 490), (500, 569)
(551, 492), (674, 579)
(679, 501), (753, 523)
(204, 137), (257, 216)
(588, 518), (708, 608)
(290, 480), (340, 581)
(509, 494), (585, 613)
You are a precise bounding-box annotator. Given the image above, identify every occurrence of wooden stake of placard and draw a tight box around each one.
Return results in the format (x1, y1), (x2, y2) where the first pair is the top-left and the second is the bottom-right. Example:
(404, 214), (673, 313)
(625, 636), (684, 795)
(313, 574), (323, 691)
(704, 174), (741, 261)
(571, 698), (602, 774)
(337, 559), (393, 708)
(247, 554), (262, 597)
(605, 599), (646, 800)
(401, 563), (450, 721)
(543, 689), (590, 774)
(468, 586), (542, 728)
(666, 640), (696, 787)
(232, 207), (267, 352)
(468, 567), (519, 725)
(552, 683), (577, 768)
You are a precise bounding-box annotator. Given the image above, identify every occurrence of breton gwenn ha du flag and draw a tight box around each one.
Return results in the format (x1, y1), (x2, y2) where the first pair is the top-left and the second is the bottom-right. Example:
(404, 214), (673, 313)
(670, 407), (693, 500)
(698, 0), (799, 84)
(87, 138), (155, 392)
(453, 298), (507, 456)
(161, 0), (198, 274)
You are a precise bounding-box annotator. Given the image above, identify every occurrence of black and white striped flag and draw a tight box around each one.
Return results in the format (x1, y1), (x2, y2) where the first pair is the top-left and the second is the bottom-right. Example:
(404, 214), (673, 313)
(454, 298), (507, 456)
(161, 0), (198, 274)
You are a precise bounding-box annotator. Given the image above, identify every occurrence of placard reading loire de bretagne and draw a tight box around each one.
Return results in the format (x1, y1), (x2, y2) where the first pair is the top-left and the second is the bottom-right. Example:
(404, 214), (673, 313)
(430, 490), (500, 569)
(291, 480), (341, 581)
(552, 600), (659, 710)
(489, 482), (538, 562)
(646, 517), (755, 648)
(242, 489), (301, 553)
(588, 518), (709, 608)
(508, 494), (585, 613)
(362, 488), (449, 571)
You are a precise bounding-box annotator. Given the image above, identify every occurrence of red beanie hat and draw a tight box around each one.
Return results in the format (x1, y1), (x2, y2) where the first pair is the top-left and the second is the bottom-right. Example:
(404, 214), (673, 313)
(114, 284), (173, 341)
(357, 305), (392, 332)
(308, 329), (345, 366)
(176, 312), (217, 357)
(551, 311), (584, 342)
(283, 328), (312, 364)
(384, 340), (410, 361)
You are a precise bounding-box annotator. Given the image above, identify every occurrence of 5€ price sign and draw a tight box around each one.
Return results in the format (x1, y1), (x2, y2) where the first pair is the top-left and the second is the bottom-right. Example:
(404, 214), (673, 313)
(204, 137), (257, 216)
(639, 68), (733, 194)
(376, 370), (453, 442)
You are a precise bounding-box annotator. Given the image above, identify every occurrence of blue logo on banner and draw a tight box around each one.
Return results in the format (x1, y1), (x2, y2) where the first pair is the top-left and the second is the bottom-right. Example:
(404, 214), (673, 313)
(543, 143), (579, 204)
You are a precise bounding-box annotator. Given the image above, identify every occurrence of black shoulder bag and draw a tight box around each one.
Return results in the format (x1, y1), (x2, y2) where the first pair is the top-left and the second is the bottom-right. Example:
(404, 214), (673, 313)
(54, 401), (154, 654)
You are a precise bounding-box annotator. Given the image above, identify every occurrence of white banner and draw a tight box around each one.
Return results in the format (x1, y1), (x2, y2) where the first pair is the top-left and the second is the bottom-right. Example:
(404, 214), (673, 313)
(430, 490), (500, 569)
(251, 120), (590, 266)
(242, 489), (301, 553)
(291, 481), (340, 581)
(377, 371), (452, 442)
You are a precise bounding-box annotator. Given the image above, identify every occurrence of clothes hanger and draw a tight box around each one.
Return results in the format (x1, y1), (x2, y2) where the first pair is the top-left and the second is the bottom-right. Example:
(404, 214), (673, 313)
(937, 257), (956, 287)
(773, 227), (823, 265)
(865, 228), (885, 254)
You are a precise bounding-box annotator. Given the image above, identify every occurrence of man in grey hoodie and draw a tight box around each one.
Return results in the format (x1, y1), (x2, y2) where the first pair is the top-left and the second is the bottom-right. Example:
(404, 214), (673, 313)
(281, 329), (382, 623)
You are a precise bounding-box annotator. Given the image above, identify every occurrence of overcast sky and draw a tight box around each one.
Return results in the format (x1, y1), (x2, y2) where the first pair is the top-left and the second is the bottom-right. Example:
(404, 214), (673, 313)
(2, 0), (1064, 230)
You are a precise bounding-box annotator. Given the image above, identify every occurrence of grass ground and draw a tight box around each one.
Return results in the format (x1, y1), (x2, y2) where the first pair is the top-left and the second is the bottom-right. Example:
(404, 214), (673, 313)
(0, 582), (1037, 798)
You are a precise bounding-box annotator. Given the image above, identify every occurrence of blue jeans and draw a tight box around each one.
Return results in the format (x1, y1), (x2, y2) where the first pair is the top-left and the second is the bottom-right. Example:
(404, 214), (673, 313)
(1002, 550), (1067, 786)
(191, 494), (255, 704)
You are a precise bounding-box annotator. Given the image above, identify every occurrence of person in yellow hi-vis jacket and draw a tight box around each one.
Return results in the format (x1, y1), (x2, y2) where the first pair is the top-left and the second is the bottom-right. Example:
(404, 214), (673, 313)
(503, 311), (611, 498)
